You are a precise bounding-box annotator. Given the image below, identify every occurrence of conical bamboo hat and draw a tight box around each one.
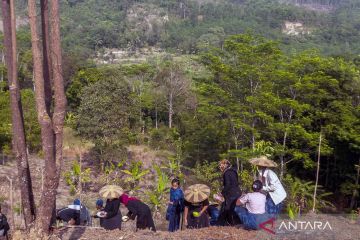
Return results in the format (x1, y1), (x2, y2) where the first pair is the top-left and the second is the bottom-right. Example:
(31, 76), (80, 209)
(99, 185), (124, 199)
(184, 184), (210, 203)
(250, 156), (278, 167)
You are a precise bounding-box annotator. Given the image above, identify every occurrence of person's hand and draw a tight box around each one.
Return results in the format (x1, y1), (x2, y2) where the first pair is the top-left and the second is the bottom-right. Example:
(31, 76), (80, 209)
(214, 193), (224, 202)
(169, 201), (173, 204)
(236, 198), (242, 206)
(184, 219), (188, 226)
(68, 219), (76, 225)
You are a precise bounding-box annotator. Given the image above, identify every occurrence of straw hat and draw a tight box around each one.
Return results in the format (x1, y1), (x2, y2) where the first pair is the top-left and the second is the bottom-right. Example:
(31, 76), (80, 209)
(249, 156), (278, 167)
(184, 184), (210, 203)
(99, 185), (124, 199)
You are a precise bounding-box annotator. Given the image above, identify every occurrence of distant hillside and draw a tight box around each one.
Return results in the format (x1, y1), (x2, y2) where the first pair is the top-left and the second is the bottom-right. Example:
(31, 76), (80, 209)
(8, 0), (360, 57)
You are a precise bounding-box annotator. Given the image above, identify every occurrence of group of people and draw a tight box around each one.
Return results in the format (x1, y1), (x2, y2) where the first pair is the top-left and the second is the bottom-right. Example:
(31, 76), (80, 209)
(55, 155), (286, 233)
(165, 156), (287, 231)
(56, 191), (156, 232)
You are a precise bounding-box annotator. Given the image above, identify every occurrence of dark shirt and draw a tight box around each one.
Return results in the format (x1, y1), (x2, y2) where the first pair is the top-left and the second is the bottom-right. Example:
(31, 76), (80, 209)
(126, 199), (147, 217)
(0, 213), (9, 233)
(104, 199), (120, 219)
(221, 167), (241, 199)
(57, 208), (80, 225)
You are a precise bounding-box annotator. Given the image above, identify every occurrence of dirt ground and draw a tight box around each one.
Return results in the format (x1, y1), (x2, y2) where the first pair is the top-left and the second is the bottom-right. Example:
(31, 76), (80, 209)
(44, 213), (359, 240)
(52, 226), (255, 240)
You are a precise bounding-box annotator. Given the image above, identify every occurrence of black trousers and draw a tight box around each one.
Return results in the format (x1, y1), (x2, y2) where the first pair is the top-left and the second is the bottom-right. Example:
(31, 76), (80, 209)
(216, 195), (240, 226)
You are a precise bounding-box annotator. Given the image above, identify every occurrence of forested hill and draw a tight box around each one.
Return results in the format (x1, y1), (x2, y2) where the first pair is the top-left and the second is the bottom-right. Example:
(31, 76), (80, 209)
(9, 0), (360, 57)
(36, 0), (359, 57)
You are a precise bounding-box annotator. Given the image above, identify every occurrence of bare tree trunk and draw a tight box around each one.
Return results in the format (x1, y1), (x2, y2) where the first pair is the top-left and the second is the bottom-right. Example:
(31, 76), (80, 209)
(234, 137), (240, 172)
(49, 0), (67, 184)
(155, 105), (158, 129)
(312, 131), (322, 212)
(40, 0), (52, 113)
(169, 92), (173, 128)
(28, 0), (66, 234)
(350, 157), (360, 209)
(280, 131), (287, 180)
(2, 0), (36, 227)
(29, 0), (55, 233)
(251, 119), (256, 150)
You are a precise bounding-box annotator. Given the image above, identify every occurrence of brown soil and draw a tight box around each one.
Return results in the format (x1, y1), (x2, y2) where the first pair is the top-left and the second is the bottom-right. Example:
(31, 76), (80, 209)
(52, 226), (255, 240)
(48, 213), (360, 240)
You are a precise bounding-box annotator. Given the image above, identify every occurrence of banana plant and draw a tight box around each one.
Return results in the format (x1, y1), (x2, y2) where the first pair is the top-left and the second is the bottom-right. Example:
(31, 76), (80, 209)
(284, 174), (333, 219)
(146, 165), (170, 216)
(121, 161), (149, 190)
(63, 160), (91, 196)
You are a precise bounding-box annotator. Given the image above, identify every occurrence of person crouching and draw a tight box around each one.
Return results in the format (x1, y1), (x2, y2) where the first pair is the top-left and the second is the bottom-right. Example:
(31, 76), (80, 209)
(234, 180), (269, 230)
(102, 197), (122, 230)
(119, 193), (156, 232)
(0, 205), (10, 240)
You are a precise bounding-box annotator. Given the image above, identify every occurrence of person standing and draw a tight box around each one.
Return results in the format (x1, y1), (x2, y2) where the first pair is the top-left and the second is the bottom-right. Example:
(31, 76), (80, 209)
(250, 156), (286, 217)
(216, 159), (242, 226)
(166, 178), (184, 232)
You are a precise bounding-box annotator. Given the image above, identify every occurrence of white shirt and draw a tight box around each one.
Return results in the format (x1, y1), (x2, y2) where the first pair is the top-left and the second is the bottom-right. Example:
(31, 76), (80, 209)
(239, 192), (266, 214)
(259, 168), (287, 205)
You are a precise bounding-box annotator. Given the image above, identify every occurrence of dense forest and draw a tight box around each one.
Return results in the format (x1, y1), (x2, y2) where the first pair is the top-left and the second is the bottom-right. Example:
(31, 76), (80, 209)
(0, 0), (359, 228)
(59, 0), (360, 57)
(9, 0), (360, 56)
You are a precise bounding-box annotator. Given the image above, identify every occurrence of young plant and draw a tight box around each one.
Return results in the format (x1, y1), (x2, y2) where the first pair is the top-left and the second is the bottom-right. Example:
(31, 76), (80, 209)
(193, 161), (221, 195)
(63, 160), (91, 196)
(121, 161), (149, 190)
(146, 165), (170, 216)
(284, 174), (333, 219)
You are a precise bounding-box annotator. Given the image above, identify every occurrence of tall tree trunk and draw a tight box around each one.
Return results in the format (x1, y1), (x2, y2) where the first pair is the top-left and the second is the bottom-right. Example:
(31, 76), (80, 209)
(2, 0), (36, 227)
(40, 0), (52, 113)
(29, 0), (55, 233)
(155, 105), (158, 129)
(251, 119), (256, 150)
(234, 136), (240, 172)
(28, 0), (66, 233)
(49, 0), (66, 178)
(350, 157), (360, 209)
(312, 131), (322, 212)
(280, 131), (287, 180)
(169, 92), (173, 128)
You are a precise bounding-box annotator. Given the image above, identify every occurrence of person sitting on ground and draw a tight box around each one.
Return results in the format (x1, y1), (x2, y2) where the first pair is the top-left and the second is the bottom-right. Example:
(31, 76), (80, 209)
(166, 177), (184, 232)
(99, 197), (122, 230)
(93, 199), (105, 227)
(207, 202), (220, 226)
(0, 205), (10, 240)
(234, 180), (269, 230)
(119, 193), (156, 232)
(57, 199), (82, 226)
